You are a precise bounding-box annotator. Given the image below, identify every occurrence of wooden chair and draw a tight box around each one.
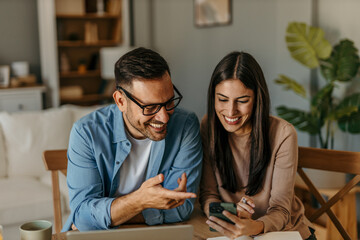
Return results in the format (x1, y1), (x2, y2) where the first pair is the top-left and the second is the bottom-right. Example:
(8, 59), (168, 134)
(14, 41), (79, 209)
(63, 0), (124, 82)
(42, 149), (68, 234)
(297, 146), (360, 240)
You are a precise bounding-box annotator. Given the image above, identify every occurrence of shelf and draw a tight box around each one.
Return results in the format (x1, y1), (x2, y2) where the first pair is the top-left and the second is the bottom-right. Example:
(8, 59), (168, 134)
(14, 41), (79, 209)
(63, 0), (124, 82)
(60, 71), (101, 78)
(57, 13), (119, 19)
(0, 84), (46, 93)
(58, 40), (119, 47)
(61, 94), (113, 104)
(55, 0), (122, 106)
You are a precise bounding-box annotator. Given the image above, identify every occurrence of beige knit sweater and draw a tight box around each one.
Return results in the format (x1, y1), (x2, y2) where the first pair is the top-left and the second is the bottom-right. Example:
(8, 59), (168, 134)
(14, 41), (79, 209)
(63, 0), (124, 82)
(199, 115), (312, 239)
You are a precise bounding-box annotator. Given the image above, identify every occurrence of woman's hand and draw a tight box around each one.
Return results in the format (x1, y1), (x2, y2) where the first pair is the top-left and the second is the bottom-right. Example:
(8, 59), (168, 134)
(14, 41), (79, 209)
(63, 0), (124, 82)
(236, 196), (255, 219)
(206, 210), (264, 239)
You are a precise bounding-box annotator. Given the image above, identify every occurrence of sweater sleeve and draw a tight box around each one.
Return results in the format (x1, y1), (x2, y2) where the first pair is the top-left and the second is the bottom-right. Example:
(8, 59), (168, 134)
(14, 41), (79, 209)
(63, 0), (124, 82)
(199, 115), (222, 216)
(257, 123), (298, 232)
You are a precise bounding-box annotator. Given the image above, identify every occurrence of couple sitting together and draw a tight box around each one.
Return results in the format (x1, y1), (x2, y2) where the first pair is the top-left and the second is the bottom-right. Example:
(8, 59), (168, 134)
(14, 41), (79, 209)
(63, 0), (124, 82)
(63, 47), (316, 240)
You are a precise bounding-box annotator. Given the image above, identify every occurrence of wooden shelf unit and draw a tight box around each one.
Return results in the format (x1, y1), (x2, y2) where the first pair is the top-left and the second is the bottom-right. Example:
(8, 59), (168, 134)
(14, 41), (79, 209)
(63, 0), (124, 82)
(55, 0), (122, 106)
(58, 40), (119, 47)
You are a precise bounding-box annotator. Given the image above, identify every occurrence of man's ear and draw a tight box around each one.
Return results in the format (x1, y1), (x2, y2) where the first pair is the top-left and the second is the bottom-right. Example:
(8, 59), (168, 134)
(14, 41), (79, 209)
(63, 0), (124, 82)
(113, 90), (126, 112)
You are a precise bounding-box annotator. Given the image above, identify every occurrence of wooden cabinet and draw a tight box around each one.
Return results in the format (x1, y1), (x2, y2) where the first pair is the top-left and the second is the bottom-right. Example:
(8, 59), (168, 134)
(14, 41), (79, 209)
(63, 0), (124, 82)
(0, 85), (46, 112)
(55, 0), (122, 105)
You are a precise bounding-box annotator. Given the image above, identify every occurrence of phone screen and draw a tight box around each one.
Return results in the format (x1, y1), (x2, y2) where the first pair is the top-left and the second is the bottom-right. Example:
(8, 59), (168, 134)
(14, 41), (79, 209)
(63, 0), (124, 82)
(209, 202), (237, 231)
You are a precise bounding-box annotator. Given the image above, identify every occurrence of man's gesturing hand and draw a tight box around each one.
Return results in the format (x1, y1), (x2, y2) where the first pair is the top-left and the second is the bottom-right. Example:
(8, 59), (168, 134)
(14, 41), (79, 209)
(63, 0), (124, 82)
(137, 173), (196, 210)
(110, 173), (196, 226)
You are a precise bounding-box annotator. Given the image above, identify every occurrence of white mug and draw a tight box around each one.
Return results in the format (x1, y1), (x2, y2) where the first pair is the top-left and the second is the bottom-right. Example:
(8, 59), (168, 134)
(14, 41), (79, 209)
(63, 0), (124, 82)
(19, 220), (52, 240)
(0, 65), (10, 87)
(11, 61), (29, 77)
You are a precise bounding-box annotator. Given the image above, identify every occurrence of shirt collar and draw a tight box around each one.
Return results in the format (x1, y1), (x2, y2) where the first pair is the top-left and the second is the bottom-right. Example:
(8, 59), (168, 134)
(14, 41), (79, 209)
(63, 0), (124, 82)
(112, 106), (128, 143)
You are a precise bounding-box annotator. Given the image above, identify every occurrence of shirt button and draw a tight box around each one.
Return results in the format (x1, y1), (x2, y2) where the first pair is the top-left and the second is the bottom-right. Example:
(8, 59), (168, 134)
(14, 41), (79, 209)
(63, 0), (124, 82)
(126, 142), (130, 146)
(116, 161), (120, 164)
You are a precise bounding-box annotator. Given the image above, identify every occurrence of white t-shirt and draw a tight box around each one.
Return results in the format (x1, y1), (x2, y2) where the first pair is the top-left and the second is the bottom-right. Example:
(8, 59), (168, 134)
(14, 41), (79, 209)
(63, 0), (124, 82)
(115, 129), (152, 196)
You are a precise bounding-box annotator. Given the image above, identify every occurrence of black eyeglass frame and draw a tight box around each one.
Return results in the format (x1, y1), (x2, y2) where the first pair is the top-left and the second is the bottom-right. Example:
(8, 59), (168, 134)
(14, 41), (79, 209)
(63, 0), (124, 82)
(116, 84), (183, 116)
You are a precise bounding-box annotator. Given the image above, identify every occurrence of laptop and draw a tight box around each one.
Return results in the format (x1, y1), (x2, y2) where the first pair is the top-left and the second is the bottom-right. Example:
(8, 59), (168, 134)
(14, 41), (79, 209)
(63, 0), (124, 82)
(66, 224), (193, 240)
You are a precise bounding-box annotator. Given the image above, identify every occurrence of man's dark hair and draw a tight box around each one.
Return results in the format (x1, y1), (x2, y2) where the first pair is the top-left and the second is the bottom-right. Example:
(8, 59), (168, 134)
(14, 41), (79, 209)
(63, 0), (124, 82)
(114, 47), (171, 87)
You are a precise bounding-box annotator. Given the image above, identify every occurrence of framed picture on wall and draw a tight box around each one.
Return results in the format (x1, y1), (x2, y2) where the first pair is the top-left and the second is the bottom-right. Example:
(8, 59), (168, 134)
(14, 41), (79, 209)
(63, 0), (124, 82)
(194, 0), (232, 27)
(0, 65), (10, 87)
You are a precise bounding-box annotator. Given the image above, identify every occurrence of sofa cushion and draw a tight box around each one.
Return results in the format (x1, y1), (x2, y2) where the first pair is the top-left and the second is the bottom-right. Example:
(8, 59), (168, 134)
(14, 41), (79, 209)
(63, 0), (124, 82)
(0, 108), (73, 178)
(0, 177), (56, 225)
(0, 124), (6, 178)
(61, 104), (104, 123)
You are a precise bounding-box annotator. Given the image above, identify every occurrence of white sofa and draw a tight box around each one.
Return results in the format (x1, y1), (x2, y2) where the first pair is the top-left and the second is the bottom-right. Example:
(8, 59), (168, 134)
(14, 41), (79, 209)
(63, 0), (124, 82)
(0, 105), (101, 237)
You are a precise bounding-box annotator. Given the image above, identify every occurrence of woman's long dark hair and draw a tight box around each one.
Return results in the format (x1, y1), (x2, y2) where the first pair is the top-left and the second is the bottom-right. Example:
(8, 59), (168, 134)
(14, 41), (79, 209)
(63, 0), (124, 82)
(207, 51), (271, 196)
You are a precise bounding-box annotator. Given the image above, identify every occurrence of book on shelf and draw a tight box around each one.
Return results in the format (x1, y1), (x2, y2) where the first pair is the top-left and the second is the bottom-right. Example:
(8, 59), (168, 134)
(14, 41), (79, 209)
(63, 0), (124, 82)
(107, 0), (121, 15)
(87, 53), (99, 71)
(85, 0), (98, 13)
(55, 0), (85, 15)
(84, 22), (98, 44)
(207, 231), (302, 240)
(60, 85), (83, 99)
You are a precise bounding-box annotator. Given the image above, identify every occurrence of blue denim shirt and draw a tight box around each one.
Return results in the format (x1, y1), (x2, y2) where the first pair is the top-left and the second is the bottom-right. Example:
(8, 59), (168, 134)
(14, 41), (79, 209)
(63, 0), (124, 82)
(63, 104), (202, 231)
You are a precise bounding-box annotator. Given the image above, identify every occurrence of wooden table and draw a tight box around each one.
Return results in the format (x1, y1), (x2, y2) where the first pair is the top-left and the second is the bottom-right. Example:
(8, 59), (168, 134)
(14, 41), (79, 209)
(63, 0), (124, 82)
(52, 206), (222, 240)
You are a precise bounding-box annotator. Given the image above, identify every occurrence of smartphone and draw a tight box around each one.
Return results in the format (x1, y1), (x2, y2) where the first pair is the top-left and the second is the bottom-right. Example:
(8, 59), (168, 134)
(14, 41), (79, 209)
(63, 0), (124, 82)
(209, 202), (237, 231)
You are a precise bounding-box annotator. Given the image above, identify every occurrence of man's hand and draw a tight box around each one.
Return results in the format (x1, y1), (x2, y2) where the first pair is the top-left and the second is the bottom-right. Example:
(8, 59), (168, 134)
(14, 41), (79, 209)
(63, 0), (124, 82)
(111, 173), (196, 226)
(137, 173), (196, 210)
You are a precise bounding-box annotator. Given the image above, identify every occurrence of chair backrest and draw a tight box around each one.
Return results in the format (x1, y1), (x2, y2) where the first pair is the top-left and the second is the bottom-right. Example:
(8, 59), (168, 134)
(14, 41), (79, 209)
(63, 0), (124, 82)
(297, 147), (360, 240)
(42, 149), (68, 234)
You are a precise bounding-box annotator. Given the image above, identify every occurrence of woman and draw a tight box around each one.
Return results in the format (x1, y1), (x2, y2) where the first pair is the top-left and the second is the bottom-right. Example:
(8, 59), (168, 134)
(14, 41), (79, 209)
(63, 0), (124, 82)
(199, 51), (315, 239)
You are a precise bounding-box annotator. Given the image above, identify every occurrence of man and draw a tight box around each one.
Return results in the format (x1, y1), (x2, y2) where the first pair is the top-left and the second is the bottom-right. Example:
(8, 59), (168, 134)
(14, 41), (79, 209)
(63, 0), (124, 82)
(63, 47), (202, 231)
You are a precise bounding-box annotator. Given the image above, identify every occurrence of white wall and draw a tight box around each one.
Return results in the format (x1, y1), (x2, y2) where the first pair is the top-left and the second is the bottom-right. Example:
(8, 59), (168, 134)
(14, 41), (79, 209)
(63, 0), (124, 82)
(0, 0), (41, 82)
(317, 2), (360, 219)
(133, 1), (360, 195)
(134, 0), (312, 147)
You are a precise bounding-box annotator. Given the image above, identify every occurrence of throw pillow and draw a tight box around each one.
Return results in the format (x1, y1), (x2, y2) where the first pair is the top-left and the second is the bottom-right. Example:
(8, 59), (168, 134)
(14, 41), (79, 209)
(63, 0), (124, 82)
(0, 108), (73, 178)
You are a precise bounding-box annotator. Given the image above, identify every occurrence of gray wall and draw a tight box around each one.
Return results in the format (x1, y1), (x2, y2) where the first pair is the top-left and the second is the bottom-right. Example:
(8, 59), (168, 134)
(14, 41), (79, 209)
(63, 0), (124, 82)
(0, 0), (358, 150)
(133, 0), (360, 225)
(134, 0), (312, 147)
(0, 0), (41, 81)
(318, 0), (360, 152)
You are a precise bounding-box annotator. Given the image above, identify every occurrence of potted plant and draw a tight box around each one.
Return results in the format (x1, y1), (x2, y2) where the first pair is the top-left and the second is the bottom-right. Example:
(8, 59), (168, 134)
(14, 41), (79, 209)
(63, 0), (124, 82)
(275, 22), (360, 149)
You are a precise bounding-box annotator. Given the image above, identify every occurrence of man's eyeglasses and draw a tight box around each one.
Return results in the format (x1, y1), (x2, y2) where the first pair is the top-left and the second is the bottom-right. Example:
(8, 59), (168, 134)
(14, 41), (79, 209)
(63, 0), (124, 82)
(116, 85), (183, 116)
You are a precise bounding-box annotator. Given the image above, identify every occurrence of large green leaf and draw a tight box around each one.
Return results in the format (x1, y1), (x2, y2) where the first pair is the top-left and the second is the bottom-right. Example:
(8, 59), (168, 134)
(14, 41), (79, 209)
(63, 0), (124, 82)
(286, 22), (332, 69)
(326, 106), (358, 121)
(337, 93), (360, 133)
(321, 39), (360, 82)
(276, 106), (319, 134)
(310, 84), (334, 125)
(311, 84), (334, 108)
(274, 74), (306, 98)
(338, 112), (360, 133)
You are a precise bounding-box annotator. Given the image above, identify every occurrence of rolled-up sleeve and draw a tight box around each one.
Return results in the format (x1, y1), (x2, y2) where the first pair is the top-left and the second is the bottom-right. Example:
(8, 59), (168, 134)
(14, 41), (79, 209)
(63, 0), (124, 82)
(66, 123), (115, 230)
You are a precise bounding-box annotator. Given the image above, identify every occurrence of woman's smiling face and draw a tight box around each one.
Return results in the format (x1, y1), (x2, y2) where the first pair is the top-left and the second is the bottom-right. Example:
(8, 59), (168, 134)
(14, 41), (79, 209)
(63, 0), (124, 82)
(214, 79), (254, 136)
